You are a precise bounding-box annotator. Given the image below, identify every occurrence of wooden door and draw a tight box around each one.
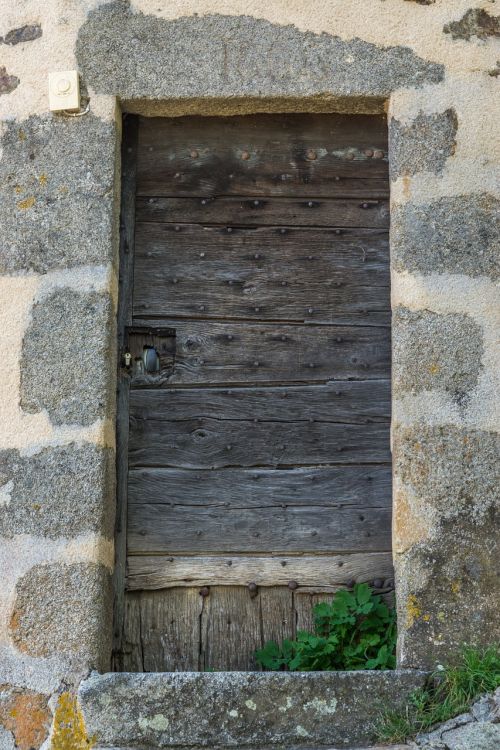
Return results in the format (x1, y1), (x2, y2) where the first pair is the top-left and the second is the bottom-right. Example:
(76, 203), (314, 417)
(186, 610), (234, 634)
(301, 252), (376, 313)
(116, 113), (392, 671)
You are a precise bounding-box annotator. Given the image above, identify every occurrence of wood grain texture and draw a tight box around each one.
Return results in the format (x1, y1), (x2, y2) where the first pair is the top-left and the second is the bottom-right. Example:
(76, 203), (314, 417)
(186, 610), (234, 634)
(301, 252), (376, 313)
(295, 592), (333, 634)
(128, 319), (391, 385)
(128, 502), (392, 554)
(117, 592), (143, 672)
(129, 382), (390, 423)
(133, 225), (389, 323)
(128, 465), (391, 509)
(112, 115), (138, 670)
(128, 415), (390, 468)
(120, 582), (395, 671)
(200, 586), (262, 670)
(260, 587), (295, 650)
(136, 196), (389, 227)
(136, 113), (389, 198)
(140, 588), (203, 671)
(119, 112), (391, 672)
(126, 552), (394, 590)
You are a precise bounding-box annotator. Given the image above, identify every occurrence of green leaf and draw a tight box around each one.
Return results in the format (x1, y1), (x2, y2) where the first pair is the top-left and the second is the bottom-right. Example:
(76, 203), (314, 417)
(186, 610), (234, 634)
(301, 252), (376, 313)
(255, 584), (397, 672)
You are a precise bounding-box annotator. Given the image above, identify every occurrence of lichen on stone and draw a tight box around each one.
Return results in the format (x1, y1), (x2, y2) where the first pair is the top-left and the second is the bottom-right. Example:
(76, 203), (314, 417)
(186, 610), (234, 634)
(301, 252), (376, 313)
(0, 687), (51, 750)
(51, 693), (95, 750)
(0, 114), (117, 275)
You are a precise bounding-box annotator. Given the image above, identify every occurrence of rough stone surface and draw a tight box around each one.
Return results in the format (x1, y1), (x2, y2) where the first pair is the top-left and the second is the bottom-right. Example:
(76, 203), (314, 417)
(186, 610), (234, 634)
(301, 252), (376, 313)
(393, 308), (483, 404)
(443, 9), (500, 41)
(0, 726), (16, 750)
(0, 67), (19, 96)
(0, 25), (42, 45)
(443, 723), (500, 750)
(395, 425), (500, 668)
(0, 115), (116, 274)
(0, 444), (114, 539)
(396, 511), (500, 669)
(415, 690), (500, 748)
(0, 686), (51, 750)
(391, 194), (500, 279)
(77, 4), (444, 104)
(389, 109), (457, 179)
(394, 425), (499, 522)
(79, 670), (428, 748)
(20, 289), (115, 426)
(9, 562), (112, 664)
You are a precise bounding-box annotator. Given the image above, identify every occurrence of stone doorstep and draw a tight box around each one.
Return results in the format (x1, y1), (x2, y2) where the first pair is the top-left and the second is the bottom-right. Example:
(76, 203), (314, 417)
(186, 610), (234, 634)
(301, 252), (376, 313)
(92, 746), (410, 750)
(78, 670), (428, 749)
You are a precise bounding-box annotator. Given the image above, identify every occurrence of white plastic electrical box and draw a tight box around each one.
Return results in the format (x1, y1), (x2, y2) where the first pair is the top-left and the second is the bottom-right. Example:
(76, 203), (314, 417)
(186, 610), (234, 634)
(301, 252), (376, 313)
(48, 71), (80, 112)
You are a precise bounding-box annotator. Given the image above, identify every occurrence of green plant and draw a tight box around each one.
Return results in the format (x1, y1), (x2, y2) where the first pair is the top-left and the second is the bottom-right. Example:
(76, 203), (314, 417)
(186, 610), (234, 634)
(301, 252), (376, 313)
(255, 583), (396, 671)
(376, 644), (500, 743)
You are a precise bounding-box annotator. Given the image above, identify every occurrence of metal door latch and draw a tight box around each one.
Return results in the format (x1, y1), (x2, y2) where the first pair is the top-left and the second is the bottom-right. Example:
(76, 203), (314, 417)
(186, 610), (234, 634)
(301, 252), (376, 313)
(142, 345), (160, 374)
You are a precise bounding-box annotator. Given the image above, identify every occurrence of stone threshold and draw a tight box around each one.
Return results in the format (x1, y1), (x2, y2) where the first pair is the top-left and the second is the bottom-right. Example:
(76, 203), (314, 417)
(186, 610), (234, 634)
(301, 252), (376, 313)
(79, 670), (427, 748)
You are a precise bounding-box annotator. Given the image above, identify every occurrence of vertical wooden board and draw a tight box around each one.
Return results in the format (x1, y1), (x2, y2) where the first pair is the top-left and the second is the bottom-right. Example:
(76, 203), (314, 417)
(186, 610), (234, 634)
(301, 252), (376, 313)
(294, 592), (334, 635)
(201, 587), (261, 671)
(260, 587), (294, 652)
(140, 588), (203, 672)
(113, 114), (138, 666)
(118, 592), (143, 673)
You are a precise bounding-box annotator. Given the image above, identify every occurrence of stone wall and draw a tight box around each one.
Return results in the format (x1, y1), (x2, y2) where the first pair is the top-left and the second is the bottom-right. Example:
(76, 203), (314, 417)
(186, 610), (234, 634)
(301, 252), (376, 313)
(0, 0), (498, 746)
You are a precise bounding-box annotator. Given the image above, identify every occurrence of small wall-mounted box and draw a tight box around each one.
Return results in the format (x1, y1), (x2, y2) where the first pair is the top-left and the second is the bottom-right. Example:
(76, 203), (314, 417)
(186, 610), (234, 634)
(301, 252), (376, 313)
(48, 70), (80, 112)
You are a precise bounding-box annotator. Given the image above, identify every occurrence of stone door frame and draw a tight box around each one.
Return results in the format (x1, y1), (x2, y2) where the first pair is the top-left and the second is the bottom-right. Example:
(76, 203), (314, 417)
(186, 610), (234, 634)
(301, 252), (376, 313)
(2, 8), (497, 715)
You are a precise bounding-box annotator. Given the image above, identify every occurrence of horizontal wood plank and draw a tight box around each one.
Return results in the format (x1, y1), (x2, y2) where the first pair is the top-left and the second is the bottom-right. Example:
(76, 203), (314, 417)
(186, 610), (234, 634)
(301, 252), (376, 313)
(137, 113), (389, 197)
(136, 197), (389, 227)
(128, 416), (390, 468)
(133, 224), (389, 322)
(129, 382), (390, 423)
(128, 465), (391, 508)
(127, 502), (392, 554)
(128, 320), (391, 385)
(126, 552), (394, 590)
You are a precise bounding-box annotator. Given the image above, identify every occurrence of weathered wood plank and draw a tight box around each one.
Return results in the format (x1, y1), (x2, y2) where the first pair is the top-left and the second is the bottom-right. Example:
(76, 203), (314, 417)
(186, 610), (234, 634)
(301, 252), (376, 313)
(128, 466), (391, 509)
(133, 225), (389, 322)
(137, 113), (389, 197)
(128, 320), (391, 385)
(112, 114), (138, 670)
(128, 416), (390, 468)
(129, 382), (391, 423)
(140, 588), (203, 672)
(118, 592), (143, 672)
(127, 503), (392, 554)
(295, 592), (333, 634)
(200, 586), (261, 671)
(126, 552), (394, 591)
(260, 588), (295, 655)
(136, 197), (389, 227)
